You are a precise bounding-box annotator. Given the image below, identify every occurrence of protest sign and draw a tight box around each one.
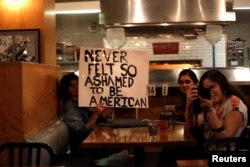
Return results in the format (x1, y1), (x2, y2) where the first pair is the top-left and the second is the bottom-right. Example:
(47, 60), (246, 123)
(79, 48), (149, 108)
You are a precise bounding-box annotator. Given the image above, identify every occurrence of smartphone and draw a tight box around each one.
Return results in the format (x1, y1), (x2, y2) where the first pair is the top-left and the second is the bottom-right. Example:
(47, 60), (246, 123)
(199, 88), (211, 99)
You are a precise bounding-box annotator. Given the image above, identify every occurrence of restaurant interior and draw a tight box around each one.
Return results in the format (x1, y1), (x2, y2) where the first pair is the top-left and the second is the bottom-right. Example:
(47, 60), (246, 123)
(1, 0), (250, 166)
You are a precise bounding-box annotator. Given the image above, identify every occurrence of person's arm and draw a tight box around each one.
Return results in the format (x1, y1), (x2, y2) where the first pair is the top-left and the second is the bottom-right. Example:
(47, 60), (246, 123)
(185, 86), (204, 128)
(89, 105), (113, 123)
(204, 99), (246, 138)
(62, 103), (88, 132)
(62, 101), (103, 133)
(185, 99), (195, 128)
(206, 109), (243, 138)
(85, 103), (105, 129)
(200, 96), (246, 138)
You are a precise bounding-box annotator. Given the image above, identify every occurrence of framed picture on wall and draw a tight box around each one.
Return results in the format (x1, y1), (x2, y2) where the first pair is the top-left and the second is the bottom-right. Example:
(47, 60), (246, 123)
(0, 29), (40, 63)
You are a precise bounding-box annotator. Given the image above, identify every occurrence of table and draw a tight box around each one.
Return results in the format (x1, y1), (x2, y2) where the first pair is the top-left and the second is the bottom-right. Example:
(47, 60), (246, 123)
(82, 125), (196, 166)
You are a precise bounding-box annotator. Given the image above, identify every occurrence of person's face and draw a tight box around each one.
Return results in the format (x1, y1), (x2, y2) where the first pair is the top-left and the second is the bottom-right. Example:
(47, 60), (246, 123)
(202, 78), (224, 104)
(179, 75), (196, 94)
(68, 79), (78, 99)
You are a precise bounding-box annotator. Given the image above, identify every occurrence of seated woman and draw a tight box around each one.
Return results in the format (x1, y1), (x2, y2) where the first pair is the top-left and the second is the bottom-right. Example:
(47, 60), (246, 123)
(158, 69), (249, 166)
(185, 69), (248, 143)
(177, 69), (199, 121)
(157, 69), (199, 166)
(59, 73), (113, 156)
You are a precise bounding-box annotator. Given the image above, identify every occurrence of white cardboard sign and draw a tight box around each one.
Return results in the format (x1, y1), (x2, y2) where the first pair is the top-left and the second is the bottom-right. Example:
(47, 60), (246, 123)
(79, 47), (149, 108)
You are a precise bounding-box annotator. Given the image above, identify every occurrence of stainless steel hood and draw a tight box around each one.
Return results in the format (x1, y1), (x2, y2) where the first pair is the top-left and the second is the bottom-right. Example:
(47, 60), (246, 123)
(100, 0), (236, 27)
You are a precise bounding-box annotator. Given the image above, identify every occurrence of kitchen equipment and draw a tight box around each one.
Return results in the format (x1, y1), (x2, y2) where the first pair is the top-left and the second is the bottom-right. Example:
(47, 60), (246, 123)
(206, 25), (223, 67)
(100, 0), (236, 27)
(227, 38), (246, 67)
(106, 28), (126, 49)
(149, 68), (250, 87)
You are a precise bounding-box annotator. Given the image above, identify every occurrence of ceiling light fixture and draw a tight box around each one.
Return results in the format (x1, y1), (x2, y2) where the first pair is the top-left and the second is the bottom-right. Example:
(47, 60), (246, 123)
(55, 9), (100, 14)
(233, 0), (250, 10)
(55, 1), (100, 15)
(5, 0), (25, 8)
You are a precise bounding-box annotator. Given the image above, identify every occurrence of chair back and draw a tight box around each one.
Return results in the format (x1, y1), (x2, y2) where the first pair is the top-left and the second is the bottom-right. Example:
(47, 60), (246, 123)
(0, 142), (56, 166)
(204, 137), (250, 151)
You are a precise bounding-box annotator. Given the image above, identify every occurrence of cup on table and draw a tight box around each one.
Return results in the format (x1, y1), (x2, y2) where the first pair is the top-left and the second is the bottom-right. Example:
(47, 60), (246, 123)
(165, 105), (175, 122)
(159, 112), (172, 129)
(148, 120), (159, 136)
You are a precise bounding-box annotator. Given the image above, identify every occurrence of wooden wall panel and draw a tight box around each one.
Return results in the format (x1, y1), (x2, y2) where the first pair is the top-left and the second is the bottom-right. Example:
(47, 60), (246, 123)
(22, 63), (61, 137)
(0, 64), (23, 143)
(43, 0), (56, 65)
(0, 62), (61, 144)
(0, 0), (56, 65)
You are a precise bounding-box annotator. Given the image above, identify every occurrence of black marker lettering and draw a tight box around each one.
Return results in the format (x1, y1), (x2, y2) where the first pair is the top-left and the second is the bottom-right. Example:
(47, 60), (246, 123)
(89, 87), (104, 94)
(120, 64), (137, 77)
(89, 96), (97, 106)
(84, 49), (94, 62)
(120, 51), (128, 63)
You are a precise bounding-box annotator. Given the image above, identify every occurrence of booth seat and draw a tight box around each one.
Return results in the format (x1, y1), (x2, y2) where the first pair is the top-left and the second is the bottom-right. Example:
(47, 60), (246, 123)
(25, 118), (69, 164)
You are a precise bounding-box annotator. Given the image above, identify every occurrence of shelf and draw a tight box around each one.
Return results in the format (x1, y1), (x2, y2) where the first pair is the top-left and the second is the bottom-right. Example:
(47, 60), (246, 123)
(57, 61), (79, 72)
(57, 61), (79, 65)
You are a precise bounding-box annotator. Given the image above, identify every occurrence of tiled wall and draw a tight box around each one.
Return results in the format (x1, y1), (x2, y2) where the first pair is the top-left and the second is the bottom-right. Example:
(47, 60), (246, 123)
(115, 35), (227, 67)
(56, 14), (106, 48)
(56, 13), (250, 68)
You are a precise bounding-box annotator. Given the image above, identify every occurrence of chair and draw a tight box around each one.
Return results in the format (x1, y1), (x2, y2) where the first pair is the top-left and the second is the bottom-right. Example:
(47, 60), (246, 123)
(0, 142), (56, 166)
(204, 136), (250, 151)
(176, 137), (250, 167)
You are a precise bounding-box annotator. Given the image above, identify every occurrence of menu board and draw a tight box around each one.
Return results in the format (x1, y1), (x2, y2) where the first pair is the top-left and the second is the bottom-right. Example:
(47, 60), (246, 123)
(79, 47), (149, 108)
(152, 42), (179, 54)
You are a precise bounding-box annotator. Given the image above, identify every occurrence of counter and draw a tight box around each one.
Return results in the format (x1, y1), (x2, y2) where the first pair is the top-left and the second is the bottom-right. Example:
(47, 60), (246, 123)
(149, 67), (250, 87)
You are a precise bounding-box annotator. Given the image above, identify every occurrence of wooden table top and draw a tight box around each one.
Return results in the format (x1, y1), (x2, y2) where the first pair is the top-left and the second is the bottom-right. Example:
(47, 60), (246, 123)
(82, 125), (195, 148)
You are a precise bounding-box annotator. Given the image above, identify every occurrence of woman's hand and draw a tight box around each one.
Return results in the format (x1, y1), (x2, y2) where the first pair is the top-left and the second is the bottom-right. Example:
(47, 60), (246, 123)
(94, 103), (105, 116)
(185, 85), (200, 128)
(199, 97), (213, 112)
(87, 103), (105, 130)
(186, 85), (199, 108)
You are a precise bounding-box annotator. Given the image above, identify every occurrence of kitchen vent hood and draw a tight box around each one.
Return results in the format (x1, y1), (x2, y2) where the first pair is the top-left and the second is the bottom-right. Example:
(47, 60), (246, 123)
(233, 0), (250, 10)
(100, 0), (236, 27)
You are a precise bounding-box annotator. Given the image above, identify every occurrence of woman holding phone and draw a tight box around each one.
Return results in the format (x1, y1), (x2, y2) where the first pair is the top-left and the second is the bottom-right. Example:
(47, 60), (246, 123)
(185, 69), (248, 140)
(177, 69), (199, 121)
(157, 69), (200, 166)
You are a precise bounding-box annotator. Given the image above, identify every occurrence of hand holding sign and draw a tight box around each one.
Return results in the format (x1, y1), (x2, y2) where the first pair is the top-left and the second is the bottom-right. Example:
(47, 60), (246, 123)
(94, 103), (105, 116)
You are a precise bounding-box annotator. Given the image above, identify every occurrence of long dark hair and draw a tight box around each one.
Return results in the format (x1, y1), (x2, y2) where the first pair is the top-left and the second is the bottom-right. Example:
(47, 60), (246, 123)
(199, 69), (249, 109)
(199, 69), (232, 97)
(178, 69), (199, 85)
(59, 73), (78, 101)
(178, 69), (199, 114)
